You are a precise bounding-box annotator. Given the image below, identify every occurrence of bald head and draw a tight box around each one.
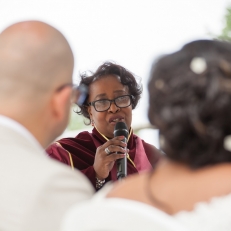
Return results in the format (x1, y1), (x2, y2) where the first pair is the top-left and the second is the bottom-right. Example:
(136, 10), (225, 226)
(0, 20), (75, 147)
(0, 20), (74, 106)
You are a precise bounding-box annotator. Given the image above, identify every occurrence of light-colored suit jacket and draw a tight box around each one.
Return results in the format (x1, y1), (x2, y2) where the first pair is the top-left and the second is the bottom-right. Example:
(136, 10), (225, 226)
(0, 124), (94, 231)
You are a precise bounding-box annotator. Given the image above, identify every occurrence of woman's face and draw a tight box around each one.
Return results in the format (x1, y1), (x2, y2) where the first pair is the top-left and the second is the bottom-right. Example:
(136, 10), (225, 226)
(87, 75), (132, 139)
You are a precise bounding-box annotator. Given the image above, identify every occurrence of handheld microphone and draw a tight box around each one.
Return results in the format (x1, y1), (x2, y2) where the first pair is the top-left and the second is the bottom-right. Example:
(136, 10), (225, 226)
(113, 121), (128, 180)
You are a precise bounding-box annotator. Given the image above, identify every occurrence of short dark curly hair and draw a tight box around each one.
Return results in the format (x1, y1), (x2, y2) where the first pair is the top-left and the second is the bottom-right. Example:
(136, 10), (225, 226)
(148, 39), (231, 169)
(76, 62), (142, 124)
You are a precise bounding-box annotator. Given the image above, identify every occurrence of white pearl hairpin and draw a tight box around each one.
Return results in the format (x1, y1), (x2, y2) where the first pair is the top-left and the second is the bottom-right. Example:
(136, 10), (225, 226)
(223, 135), (231, 152)
(190, 57), (207, 74)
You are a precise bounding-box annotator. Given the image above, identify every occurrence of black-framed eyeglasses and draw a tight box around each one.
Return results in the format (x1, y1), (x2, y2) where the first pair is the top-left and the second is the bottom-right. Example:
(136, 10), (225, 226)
(56, 83), (88, 105)
(88, 94), (134, 112)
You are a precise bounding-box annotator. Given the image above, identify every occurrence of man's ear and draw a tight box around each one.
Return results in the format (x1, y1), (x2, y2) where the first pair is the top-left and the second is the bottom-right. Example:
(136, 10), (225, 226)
(50, 87), (72, 122)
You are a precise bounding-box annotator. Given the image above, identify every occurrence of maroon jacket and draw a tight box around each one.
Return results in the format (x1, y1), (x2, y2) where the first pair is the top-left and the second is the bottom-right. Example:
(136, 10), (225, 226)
(46, 128), (160, 190)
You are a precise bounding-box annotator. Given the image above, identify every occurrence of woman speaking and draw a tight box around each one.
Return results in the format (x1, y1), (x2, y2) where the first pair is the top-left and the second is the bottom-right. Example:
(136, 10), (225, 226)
(46, 62), (161, 190)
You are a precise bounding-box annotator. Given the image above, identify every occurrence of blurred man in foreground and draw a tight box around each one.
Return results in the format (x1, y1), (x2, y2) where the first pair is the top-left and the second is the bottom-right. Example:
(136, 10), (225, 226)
(0, 20), (94, 231)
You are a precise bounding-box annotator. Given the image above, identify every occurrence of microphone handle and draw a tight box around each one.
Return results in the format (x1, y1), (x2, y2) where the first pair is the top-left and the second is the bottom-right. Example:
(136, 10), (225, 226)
(116, 137), (127, 180)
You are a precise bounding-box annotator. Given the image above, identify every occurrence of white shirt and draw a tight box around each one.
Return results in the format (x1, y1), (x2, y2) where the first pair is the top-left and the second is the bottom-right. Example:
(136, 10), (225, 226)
(0, 114), (95, 231)
(0, 115), (42, 150)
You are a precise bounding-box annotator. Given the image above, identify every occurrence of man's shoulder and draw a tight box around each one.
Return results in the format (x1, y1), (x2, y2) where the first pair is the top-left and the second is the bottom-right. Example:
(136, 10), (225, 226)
(0, 135), (94, 193)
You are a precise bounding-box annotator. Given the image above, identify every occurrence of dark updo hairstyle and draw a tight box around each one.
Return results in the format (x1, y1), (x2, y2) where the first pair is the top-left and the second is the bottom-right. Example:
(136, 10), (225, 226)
(148, 39), (231, 169)
(77, 62), (142, 124)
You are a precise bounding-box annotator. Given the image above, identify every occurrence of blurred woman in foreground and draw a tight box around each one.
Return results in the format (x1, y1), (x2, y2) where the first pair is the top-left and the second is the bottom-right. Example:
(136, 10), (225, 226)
(104, 40), (231, 230)
(46, 62), (160, 190)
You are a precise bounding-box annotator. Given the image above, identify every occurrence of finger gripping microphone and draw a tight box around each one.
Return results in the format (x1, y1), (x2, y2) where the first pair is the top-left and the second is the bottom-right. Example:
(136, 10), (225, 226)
(114, 121), (128, 180)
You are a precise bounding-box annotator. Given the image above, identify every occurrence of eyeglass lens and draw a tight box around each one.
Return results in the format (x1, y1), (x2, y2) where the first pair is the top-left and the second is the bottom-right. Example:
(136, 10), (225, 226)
(94, 95), (131, 111)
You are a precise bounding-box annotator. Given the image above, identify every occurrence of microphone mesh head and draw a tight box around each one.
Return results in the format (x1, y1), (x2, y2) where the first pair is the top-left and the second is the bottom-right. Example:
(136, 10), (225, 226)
(115, 121), (128, 131)
(114, 122), (128, 138)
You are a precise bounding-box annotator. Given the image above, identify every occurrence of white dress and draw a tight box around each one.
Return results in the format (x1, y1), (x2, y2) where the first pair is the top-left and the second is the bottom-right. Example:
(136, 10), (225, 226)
(92, 183), (231, 231)
(61, 183), (187, 231)
(61, 182), (231, 231)
(174, 193), (231, 231)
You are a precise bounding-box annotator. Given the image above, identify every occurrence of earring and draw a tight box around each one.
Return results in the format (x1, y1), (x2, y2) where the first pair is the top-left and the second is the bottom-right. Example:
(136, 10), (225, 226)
(91, 119), (94, 126)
